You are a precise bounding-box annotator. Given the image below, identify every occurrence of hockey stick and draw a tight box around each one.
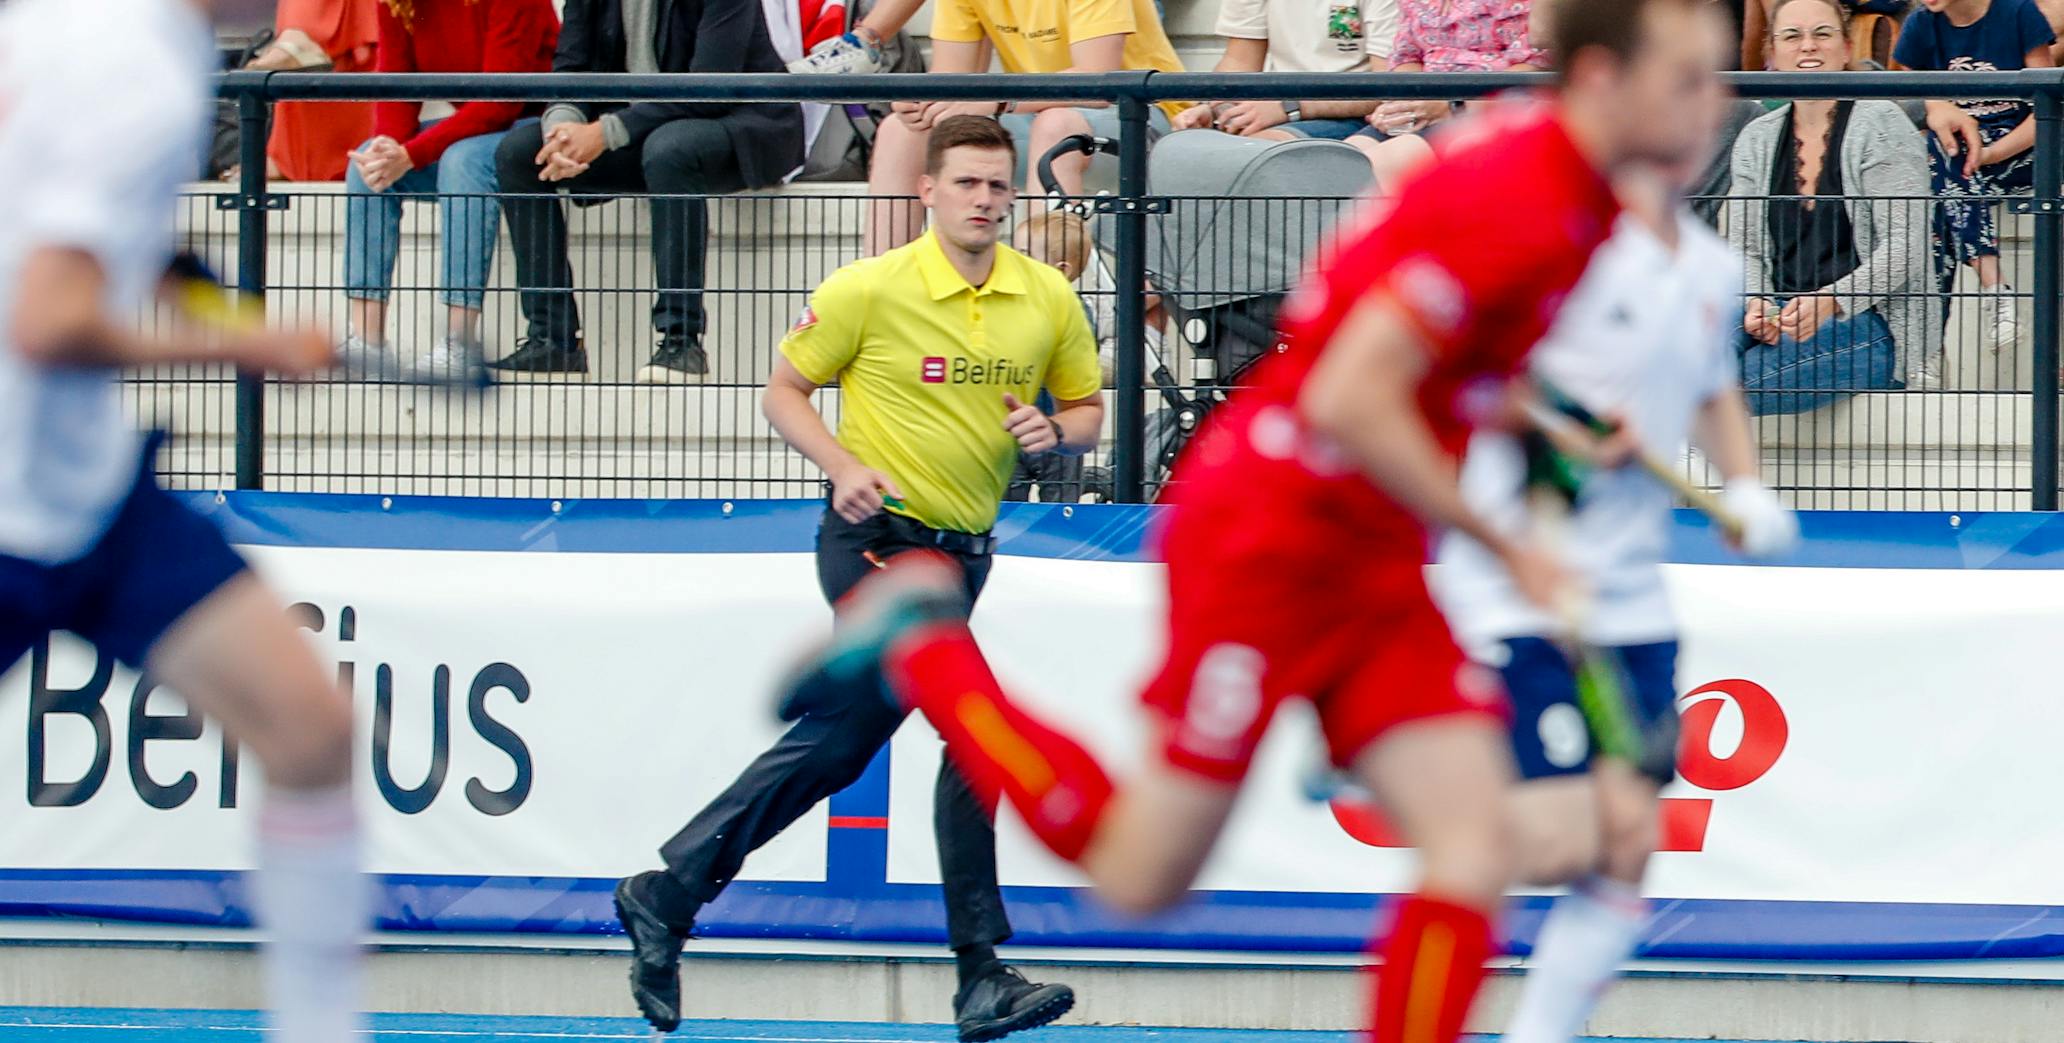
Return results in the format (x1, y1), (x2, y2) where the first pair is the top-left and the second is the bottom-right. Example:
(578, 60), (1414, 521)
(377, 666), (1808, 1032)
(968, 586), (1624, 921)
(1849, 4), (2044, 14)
(1523, 376), (1744, 544)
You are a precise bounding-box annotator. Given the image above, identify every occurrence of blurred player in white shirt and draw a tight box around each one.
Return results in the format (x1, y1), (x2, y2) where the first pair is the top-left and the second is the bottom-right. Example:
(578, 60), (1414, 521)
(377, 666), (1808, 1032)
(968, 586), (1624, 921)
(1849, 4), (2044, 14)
(0, 1), (358, 1040)
(1430, 152), (1798, 1043)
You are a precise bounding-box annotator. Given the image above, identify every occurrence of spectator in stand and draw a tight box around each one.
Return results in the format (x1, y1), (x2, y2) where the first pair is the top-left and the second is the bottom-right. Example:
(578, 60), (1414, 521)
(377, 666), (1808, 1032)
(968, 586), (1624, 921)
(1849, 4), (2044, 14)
(1170, 0), (1401, 141)
(486, 0), (804, 382)
(1895, 0), (2055, 351)
(1347, 0), (1547, 184)
(340, 0), (559, 379)
(247, 0), (382, 181)
(858, 0), (1186, 254)
(1729, 0), (1940, 413)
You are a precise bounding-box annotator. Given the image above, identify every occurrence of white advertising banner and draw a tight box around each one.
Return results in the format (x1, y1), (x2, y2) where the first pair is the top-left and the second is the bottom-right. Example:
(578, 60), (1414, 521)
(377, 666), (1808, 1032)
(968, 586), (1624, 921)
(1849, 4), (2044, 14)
(1, 498), (2060, 958)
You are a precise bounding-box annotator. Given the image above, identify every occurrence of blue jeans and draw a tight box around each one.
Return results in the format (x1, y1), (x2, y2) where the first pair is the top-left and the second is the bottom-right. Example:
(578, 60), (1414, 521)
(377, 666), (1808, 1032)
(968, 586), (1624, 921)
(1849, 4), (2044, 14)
(1278, 118), (1366, 141)
(343, 120), (516, 312)
(1738, 301), (1897, 416)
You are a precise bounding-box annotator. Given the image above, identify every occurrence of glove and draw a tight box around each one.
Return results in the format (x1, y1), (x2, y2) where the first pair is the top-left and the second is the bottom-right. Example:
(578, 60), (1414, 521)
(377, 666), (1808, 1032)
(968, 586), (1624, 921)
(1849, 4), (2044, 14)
(1720, 477), (1798, 559)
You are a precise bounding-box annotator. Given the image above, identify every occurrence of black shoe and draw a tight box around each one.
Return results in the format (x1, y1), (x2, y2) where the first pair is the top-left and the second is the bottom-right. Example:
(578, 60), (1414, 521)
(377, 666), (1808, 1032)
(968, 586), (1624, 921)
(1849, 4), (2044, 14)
(486, 335), (587, 378)
(614, 872), (687, 1032)
(774, 551), (966, 723)
(954, 964), (1075, 1043)
(636, 334), (709, 384)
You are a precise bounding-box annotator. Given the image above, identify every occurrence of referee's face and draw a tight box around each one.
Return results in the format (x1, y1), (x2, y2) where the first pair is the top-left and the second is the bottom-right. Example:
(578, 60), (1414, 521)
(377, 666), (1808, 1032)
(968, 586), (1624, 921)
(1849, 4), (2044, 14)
(920, 146), (1017, 256)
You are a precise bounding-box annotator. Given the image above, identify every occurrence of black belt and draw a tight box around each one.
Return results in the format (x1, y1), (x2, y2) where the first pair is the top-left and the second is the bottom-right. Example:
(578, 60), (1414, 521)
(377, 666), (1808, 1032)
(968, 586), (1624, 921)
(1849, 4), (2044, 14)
(822, 484), (1000, 555)
(884, 512), (999, 556)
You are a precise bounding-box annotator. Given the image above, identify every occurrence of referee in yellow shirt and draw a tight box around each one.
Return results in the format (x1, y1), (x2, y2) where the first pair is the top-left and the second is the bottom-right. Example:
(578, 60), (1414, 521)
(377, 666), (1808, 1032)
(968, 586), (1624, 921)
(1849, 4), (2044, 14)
(615, 117), (1104, 1043)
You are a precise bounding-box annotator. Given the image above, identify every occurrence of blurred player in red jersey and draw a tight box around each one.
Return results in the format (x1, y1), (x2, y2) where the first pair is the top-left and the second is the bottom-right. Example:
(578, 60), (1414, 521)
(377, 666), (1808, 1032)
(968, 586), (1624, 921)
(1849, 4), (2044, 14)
(777, 1), (1734, 1040)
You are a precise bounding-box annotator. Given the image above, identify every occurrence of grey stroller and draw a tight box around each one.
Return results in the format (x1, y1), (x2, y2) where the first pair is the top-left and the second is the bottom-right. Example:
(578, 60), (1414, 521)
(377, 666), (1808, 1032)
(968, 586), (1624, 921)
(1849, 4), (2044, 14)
(1036, 129), (1375, 492)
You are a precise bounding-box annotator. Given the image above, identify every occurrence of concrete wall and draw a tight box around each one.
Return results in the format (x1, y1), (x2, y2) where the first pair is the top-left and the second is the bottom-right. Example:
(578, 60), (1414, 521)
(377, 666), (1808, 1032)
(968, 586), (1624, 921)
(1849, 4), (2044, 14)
(5, 927), (2064, 1041)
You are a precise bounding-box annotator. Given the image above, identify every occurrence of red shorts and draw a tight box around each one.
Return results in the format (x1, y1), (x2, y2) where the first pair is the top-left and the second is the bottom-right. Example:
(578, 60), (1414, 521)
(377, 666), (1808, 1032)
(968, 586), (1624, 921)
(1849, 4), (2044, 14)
(1141, 441), (1509, 784)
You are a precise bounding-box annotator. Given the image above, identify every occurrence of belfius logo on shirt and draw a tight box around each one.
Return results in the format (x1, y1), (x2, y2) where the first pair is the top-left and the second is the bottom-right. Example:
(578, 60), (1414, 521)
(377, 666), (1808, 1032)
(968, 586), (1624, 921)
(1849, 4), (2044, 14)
(920, 356), (1038, 386)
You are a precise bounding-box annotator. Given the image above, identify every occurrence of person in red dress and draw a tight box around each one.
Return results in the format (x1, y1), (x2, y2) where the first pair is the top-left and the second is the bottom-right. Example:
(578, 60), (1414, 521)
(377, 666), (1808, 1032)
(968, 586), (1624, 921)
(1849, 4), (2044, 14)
(779, 2), (1734, 1041)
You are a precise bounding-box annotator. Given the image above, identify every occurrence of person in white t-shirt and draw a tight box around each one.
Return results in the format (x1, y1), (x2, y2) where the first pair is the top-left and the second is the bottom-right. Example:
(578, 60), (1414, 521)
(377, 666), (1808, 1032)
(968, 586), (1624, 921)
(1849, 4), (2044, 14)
(1430, 161), (1797, 1043)
(0, 2), (364, 1041)
(1172, 0), (1401, 141)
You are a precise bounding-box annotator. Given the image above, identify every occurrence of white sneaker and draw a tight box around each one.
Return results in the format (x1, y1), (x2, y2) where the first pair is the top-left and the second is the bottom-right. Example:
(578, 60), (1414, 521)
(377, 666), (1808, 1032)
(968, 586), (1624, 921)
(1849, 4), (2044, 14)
(412, 336), (483, 385)
(338, 334), (399, 381)
(786, 32), (886, 75)
(1903, 358), (1944, 391)
(1985, 285), (2022, 353)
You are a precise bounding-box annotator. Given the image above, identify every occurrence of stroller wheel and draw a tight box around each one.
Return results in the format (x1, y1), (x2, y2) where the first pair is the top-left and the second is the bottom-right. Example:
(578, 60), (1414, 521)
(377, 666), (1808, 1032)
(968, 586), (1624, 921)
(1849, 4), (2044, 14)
(1075, 465), (1115, 503)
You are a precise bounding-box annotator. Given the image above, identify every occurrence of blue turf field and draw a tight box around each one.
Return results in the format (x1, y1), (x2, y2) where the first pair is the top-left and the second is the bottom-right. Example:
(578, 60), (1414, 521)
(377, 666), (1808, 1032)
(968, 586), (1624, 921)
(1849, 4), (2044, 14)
(0, 1008), (1818, 1042)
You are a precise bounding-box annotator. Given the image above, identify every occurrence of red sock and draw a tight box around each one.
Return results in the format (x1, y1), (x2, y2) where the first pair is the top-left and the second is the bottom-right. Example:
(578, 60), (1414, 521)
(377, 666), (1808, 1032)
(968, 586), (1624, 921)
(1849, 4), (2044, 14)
(1368, 894), (1496, 1043)
(885, 623), (1114, 862)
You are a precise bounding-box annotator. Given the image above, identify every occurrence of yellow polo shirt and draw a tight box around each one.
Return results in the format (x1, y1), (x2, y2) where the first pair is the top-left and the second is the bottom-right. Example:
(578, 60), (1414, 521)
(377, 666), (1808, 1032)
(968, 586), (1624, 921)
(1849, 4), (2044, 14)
(781, 230), (1103, 535)
(930, 0), (1187, 119)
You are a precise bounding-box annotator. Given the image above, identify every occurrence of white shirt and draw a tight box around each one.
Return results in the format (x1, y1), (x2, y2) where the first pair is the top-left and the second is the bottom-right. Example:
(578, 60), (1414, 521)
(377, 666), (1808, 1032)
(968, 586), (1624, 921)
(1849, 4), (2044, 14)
(1431, 210), (1743, 650)
(1216, 0), (1400, 70)
(0, 0), (215, 563)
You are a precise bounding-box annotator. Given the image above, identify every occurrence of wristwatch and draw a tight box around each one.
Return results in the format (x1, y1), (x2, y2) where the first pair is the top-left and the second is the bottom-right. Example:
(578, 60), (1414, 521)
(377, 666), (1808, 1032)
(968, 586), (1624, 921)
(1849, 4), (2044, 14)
(1282, 101), (1303, 122)
(1047, 416), (1065, 450)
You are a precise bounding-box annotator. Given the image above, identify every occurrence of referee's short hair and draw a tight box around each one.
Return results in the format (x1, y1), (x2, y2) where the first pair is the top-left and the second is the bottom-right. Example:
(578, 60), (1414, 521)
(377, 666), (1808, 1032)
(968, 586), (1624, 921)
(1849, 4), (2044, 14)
(926, 115), (1018, 175)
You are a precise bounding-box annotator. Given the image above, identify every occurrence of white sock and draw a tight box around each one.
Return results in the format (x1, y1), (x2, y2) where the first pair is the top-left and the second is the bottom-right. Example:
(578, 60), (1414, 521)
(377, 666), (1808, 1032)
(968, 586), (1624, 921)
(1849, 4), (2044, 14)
(1503, 875), (1647, 1043)
(254, 784), (366, 1043)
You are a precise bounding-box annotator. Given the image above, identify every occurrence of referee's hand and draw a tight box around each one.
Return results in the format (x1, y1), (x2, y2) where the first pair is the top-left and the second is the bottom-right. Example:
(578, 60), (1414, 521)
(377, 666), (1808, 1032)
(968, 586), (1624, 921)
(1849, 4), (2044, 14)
(830, 463), (905, 524)
(1003, 394), (1059, 455)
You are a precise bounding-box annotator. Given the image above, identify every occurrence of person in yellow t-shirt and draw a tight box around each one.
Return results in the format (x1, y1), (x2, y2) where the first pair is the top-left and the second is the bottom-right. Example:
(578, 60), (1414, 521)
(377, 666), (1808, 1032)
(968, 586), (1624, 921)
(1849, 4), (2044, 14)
(858, 0), (1185, 254)
(614, 117), (1102, 1043)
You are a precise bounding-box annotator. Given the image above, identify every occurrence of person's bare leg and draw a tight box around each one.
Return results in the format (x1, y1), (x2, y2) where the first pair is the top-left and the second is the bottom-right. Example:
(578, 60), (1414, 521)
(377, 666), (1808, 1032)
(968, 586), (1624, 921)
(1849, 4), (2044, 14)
(1355, 717), (1515, 1043)
(1503, 760), (1659, 1043)
(1025, 107), (1096, 196)
(1593, 760), (1660, 886)
(1975, 254), (2004, 288)
(1354, 134), (1437, 194)
(346, 298), (387, 345)
(446, 303), (482, 344)
(866, 119), (930, 255)
(1509, 776), (1602, 888)
(148, 574), (363, 1043)
(1076, 753), (1240, 916)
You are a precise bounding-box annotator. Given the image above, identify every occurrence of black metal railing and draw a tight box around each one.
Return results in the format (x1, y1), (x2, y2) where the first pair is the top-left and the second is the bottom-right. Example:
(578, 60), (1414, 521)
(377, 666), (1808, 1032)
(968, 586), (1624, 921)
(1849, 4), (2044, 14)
(166, 69), (2064, 509)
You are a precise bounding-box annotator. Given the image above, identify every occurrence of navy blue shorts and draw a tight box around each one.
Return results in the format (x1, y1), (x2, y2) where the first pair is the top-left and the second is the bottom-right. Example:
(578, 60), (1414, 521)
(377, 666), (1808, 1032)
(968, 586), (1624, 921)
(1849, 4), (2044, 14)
(0, 449), (248, 674)
(1496, 636), (1680, 781)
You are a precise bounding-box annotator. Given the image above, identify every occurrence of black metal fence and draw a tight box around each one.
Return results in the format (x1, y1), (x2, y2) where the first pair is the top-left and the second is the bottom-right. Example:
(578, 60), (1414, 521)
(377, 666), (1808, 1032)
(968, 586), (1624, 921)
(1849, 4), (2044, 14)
(156, 69), (2064, 510)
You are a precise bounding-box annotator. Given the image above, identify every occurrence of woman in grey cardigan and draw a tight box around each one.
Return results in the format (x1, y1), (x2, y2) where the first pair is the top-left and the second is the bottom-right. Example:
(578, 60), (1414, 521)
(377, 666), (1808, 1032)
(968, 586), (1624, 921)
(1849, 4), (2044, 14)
(1727, 0), (1939, 415)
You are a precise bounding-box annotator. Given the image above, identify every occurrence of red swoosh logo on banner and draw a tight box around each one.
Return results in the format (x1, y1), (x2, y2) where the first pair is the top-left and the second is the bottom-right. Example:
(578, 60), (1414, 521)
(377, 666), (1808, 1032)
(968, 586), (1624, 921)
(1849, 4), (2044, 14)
(1331, 678), (1786, 852)
(1329, 796), (1716, 852)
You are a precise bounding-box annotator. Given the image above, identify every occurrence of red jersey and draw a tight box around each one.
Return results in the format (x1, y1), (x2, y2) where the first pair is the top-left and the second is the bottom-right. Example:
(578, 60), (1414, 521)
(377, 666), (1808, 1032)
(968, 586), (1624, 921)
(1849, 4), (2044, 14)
(1173, 101), (1620, 541)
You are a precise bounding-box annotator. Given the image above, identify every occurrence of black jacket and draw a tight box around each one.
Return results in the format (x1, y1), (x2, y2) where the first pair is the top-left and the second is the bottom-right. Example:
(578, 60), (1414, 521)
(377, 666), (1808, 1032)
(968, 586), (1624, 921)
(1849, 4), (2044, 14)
(554, 0), (805, 188)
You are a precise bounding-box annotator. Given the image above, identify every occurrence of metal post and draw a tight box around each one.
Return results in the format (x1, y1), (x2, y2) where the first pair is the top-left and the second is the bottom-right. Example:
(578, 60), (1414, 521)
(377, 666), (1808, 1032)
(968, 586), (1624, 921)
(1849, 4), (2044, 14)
(233, 89), (270, 490)
(1111, 93), (1150, 504)
(2033, 90), (2061, 511)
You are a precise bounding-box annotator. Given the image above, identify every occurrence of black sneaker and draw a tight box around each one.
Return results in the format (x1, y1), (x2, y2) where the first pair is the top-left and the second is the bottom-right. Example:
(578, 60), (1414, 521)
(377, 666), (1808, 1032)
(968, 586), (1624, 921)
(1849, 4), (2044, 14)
(954, 964), (1075, 1043)
(636, 334), (710, 384)
(614, 872), (687, 1032)
(774, 551), (965, 723)
(486, 335), (587, 379)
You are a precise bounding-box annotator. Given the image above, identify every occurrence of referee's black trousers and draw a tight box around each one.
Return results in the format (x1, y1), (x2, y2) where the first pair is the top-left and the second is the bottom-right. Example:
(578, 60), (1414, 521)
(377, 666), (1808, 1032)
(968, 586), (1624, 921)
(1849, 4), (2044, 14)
(657, 509), (1011, 950)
